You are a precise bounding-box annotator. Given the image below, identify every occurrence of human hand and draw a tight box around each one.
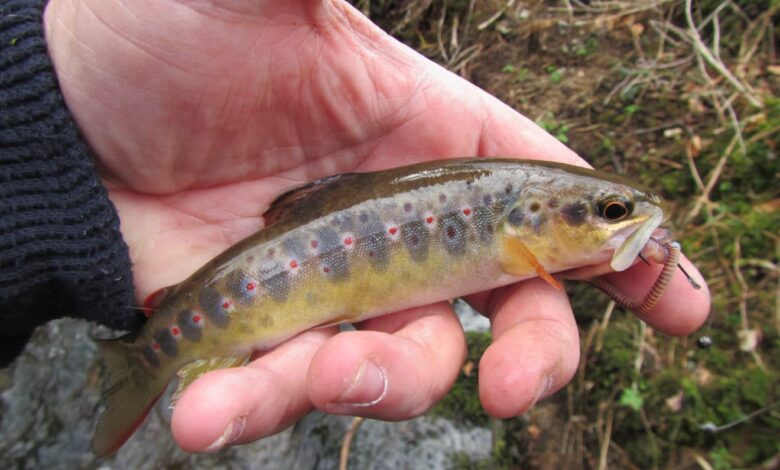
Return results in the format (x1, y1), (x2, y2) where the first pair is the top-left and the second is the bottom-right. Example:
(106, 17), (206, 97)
(44, 0), (709, 452)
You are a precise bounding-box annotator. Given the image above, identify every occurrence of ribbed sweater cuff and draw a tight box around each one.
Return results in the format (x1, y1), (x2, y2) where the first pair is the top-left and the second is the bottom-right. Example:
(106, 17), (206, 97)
(1, 0), (142, 365)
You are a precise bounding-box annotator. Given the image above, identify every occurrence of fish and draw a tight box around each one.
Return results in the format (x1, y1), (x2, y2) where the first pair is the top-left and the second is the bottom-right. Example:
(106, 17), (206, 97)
(92, 158), (676, 455)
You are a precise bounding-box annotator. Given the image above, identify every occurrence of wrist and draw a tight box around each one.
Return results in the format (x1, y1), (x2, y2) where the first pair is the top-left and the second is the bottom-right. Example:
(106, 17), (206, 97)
(0, 0), (142, 358)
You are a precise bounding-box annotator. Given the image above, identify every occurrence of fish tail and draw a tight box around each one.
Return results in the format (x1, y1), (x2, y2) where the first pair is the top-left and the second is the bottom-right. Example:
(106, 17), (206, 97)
(92, 337), (168, 456)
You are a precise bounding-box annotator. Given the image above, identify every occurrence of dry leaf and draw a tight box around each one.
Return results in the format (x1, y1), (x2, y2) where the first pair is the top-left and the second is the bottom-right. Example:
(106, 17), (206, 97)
(738, 329), (760, 352)
(756, 199), (780, 213)
(527, 423), (541, 440)
(768, 65), (780, 75)
(665, 391), (684, 412)
(687, 135), (702, 157)
(694, 366), (714, 386)
(664, 128), (683, 139)
(462, 360), (475, 377)
(629, 22), (645, 36)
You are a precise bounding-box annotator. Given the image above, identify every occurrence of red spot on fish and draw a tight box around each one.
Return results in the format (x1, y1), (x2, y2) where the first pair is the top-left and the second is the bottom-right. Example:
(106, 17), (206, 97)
(344, 237), (353, 246)
(152, 342), (161, 351)
(193, 314), (202, 324)
(171, 327), (180, 337)
(388, 226), (398, 235)
(310, 240), (319, 249)
(462, 208), (472, 216)
(323, 266), (331, 273)
(426, 216), (434, 224)
(289, 260), (298, 269)
(246, 282), (256, 291)
(368, 251), (375, 257)
(222, 301), (231, 310)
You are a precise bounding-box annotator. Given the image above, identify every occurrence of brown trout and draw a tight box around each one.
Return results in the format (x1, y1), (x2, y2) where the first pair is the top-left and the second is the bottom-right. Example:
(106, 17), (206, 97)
(93, 158), (672, 455)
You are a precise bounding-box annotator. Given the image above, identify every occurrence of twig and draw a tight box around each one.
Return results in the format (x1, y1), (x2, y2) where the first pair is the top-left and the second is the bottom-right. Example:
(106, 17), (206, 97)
(685, 131), (738, 223)
(683, 0), (762, 107)
(597, 405), (614, 470)
(339, 417), (364, 470)
(733, 238), (768, 372)
(693, 452), (715, 470)
(477, 0), (515, 31)
(595, 300), (616, 353)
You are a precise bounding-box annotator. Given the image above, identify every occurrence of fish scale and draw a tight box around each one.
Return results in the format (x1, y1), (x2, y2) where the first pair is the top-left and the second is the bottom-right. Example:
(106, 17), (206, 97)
(92, 158), (667, 455)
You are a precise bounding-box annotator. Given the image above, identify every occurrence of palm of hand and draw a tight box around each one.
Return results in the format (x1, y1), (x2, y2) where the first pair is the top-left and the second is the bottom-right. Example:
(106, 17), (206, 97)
(49, 0), (575, 296)
(46, 0), (708, 453)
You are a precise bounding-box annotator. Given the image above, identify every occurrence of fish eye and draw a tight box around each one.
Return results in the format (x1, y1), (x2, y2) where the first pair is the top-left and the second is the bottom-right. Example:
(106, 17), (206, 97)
(598, 197), (633, 222)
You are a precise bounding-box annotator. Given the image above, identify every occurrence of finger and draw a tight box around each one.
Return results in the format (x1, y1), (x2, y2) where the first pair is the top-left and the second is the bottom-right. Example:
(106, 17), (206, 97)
(478, 278), (580, 419)
(307, 302), (466, 419)
(600, 253), (710, 335)
(474, 91), (586, 167)
(171, 328), (334, 452)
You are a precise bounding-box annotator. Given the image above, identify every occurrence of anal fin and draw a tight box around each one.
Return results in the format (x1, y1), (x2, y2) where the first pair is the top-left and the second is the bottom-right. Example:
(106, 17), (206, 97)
(500, 236), (562, 290)
(171, 355), (250, 408)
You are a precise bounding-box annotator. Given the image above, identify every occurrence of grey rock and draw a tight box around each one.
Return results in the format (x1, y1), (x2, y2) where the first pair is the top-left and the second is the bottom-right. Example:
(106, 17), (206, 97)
(1, 317), (491, 469)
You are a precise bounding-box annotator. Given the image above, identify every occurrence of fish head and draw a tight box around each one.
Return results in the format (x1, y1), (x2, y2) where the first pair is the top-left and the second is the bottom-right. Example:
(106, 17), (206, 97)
(498, 162), (667, 274)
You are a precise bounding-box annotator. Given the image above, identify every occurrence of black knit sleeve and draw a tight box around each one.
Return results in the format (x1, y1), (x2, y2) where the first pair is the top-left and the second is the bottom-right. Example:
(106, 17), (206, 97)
(0, 0), (143, 366)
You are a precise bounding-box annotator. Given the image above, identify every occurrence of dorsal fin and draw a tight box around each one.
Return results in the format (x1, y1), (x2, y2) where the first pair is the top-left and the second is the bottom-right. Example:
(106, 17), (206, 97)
(262, 173), (363, 226)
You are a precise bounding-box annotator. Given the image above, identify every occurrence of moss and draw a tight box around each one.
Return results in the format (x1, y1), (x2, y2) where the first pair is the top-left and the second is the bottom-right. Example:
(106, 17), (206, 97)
(429, 331), (491, 427)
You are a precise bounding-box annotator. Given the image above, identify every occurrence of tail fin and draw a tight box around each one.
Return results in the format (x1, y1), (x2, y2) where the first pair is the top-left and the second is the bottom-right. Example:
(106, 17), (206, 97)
(92, 338), (168, 456)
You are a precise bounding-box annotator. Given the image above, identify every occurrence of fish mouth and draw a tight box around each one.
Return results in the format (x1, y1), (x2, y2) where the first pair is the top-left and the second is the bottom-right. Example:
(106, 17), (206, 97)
(610, 211), (664, 271)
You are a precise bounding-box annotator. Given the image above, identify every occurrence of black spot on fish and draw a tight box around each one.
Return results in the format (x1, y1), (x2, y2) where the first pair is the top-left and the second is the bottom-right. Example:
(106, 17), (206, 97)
(262, 271), (290, 302)
(199, 287), (230, 328)
(320, 247), (349, 281)
(561, 201), (589, 226)
(402, 220), (429, 262)
(356, 210), (384, 233)
(483, 194), (493, 206)
(529, 201), (541, 212)
(225, 270), (257, 305)
(439, 194), (447, 203)
(359, 232), (390, 272)
(403, 202), (413, 212)
(440, 213), (468, 256)
(507, 207), (524, 226)
(254, 259), (289, 302)
(153, 328), (178, 357)
(330, 214), (354, 232)
(141, 345), (160, 368)
(531, 213), (547, 234)
(177, 309), (203, 342)
(282, 236), (306, 261)
(316, 226), (341, 251)
(505, 183), (513, 194)
(473, 206), (495, 244)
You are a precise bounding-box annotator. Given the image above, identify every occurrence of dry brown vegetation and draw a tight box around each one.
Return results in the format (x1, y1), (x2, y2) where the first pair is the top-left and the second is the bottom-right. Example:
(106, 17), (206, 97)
(354, 1), (780, 468)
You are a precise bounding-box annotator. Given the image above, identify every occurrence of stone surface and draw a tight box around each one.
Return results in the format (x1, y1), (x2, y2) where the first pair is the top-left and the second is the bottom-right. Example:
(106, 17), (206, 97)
(0, 304), (493, 469)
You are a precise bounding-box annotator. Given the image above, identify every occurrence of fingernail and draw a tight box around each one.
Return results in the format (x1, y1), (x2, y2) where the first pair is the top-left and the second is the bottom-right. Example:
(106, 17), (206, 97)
(203, 416), (245, 452)
(532, 375), (554, 407)
(333, 360), (388, 407)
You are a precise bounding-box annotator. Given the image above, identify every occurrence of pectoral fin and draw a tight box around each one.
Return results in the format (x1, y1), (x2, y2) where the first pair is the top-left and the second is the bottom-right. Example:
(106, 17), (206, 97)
(172, 355), (251, 408)
(500, 236), (562, 290)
